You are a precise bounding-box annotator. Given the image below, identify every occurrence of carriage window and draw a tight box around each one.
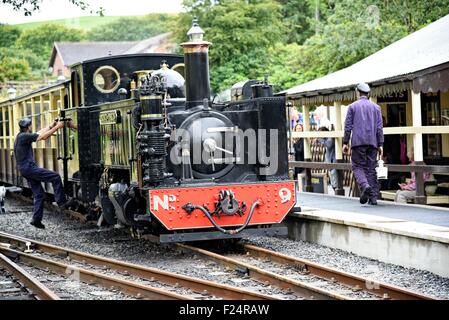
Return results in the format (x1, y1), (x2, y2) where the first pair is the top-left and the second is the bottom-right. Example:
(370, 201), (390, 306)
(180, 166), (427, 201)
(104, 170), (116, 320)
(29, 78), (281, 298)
(93, 66), (120, 93)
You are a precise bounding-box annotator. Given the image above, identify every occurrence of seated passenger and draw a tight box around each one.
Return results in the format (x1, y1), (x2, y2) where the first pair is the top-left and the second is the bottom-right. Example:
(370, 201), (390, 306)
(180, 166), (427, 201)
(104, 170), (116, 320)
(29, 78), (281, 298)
(395, 151), (431, 203)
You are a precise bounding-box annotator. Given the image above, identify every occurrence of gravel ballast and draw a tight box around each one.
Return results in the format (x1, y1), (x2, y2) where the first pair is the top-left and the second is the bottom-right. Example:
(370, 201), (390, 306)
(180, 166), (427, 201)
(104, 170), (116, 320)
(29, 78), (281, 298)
(1, 197), (448, 299)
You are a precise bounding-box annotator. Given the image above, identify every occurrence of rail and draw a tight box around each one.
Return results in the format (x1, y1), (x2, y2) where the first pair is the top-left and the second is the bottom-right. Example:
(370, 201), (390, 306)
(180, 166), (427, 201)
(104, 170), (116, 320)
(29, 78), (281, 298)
(242, 244), (433, 300)
(0, 251), (60, 300)
(0, 231), (275, 300)
(172, 242), (434, 300)
(175, 243), (348, 300)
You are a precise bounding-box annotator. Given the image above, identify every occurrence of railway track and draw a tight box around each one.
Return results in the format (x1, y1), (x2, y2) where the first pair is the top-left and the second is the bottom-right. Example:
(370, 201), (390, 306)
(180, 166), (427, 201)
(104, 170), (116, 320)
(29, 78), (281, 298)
(4, 195), (437, 300)
(241, 244), (433, 300)
(0, 231), (276, 300)
(172, 241), (435, 300)
(0, 251), (59, 300)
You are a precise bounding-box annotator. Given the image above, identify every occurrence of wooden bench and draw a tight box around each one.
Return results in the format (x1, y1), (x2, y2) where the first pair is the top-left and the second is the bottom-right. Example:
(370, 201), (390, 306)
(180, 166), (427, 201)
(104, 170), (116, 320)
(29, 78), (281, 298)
(425, 195), (449, 205)
(380, 190), (397, 201)
(380, 190), (449, 204)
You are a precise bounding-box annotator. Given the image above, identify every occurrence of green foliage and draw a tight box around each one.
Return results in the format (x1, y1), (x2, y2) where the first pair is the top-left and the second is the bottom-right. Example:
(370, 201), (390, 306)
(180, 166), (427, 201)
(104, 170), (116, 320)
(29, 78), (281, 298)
(0, 24), (21, 47)
(278, 0), (314, 44)
(0, 13), (172, 82)
(0, 47), (46, 80)
(2, 0), (449, 90)
(177, 0), (449, 93)
(278, 0), (336, 44)
(0, 23), (85, 80)
(14, 16), (133, 31)
(374, 0), (449, 32)
(178, 0), (286, 91)
(87, 14), (172, 41)
(0, 56), (31, 82)
(0, 23), (45, 81)
(265, 43), (304, 91)
(210, 47), (268, 92)
(16, 23), (86, 60)
(299, 1), (408, 77)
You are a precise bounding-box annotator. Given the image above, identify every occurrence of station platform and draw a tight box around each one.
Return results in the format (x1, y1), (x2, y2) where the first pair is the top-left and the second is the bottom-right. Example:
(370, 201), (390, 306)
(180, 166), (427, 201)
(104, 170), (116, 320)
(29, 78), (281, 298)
(287, 192), (449, 278)
(297, 192), (449, 227)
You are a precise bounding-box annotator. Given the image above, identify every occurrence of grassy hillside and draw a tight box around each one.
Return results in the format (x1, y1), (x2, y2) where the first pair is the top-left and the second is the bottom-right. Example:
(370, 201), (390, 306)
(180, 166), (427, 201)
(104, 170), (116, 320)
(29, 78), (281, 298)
(14, 15), (139, 31)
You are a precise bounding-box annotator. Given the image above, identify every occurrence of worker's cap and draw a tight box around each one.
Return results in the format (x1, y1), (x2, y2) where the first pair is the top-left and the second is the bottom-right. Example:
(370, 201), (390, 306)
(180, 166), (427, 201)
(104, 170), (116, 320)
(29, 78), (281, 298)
(356, 82), (370, 93)
(18, 117), (32, 128)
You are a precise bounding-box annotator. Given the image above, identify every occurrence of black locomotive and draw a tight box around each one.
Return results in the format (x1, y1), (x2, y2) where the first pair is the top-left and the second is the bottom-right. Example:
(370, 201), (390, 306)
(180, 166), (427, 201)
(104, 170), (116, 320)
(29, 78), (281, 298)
(2, 20), (295, 242)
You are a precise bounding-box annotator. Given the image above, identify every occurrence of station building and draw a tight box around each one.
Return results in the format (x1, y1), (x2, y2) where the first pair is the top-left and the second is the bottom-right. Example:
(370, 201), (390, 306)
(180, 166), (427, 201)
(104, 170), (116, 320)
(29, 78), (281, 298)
(286, 14), (449, 205)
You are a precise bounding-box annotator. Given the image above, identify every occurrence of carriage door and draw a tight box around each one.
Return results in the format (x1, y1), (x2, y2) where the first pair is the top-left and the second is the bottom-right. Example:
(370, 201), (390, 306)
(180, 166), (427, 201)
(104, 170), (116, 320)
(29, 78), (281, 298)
(71, 70), (82, 108)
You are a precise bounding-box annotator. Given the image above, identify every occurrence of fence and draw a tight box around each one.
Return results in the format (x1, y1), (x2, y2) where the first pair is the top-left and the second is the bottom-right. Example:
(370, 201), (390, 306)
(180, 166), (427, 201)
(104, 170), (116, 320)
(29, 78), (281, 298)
(309, 142), (353, 188)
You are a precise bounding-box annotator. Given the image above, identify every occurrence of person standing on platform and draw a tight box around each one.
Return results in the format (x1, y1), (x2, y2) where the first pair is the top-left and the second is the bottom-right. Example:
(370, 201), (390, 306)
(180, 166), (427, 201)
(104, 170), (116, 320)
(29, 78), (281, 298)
(343, 83), (384, 205)
(315, 126), (337, 191)
(14, 118), (75, 229)
(293, 123), (305, 177)
(292, 123), (305, 192)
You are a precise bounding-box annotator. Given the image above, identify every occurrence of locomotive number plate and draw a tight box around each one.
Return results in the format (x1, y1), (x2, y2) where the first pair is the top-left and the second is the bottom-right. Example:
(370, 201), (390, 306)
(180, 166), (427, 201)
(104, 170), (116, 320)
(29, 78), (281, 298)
(148, 181), (296, 230)
(99, 110), (121, 125)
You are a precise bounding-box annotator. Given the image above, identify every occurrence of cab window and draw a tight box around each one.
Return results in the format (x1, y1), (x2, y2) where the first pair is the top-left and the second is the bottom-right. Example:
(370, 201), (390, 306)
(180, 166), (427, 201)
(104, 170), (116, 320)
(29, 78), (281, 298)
(93, 66), (120, 93)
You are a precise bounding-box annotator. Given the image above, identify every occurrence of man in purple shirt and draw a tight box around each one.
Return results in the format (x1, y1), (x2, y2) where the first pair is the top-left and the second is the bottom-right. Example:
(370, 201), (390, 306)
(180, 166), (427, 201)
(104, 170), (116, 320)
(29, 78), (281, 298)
(343, 83), (384, 205)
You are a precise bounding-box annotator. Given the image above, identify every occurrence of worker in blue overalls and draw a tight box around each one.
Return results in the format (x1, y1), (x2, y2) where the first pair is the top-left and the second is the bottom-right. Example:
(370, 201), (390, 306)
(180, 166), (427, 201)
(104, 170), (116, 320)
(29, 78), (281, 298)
(14, 117), (73, 229)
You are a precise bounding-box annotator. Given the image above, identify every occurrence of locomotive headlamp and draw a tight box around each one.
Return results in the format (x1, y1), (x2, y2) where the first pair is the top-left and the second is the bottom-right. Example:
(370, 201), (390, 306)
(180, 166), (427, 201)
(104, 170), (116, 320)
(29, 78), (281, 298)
(187, 17), (205, 42)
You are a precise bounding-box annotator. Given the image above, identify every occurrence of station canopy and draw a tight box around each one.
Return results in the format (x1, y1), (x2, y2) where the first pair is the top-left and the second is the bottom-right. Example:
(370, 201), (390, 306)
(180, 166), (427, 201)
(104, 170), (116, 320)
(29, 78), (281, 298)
(285, 14), (449, 105)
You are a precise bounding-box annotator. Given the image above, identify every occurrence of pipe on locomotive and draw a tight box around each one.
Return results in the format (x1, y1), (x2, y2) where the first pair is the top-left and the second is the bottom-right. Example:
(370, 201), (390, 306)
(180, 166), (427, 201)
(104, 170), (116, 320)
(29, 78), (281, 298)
(181, 18), (211, 109)
(138, 75), (167, 186)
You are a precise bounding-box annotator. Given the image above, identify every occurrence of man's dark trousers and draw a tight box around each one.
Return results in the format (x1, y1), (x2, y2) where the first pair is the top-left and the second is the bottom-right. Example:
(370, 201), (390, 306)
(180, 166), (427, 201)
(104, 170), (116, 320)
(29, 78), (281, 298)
(19, 162), (66, 223)
(351, 145), (378, 201)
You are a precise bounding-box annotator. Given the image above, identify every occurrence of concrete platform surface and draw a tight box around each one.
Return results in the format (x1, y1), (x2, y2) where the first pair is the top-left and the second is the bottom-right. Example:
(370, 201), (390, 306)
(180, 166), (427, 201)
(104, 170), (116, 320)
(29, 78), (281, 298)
(294, 207), (449, 245)
(291, 192), (449, 277)
(297, 192), (449, 227)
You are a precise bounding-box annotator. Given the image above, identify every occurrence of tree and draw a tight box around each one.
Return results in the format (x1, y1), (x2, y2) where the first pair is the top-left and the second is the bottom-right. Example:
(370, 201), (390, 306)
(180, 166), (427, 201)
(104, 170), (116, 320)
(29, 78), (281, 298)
(266, 1), (409, 89)
(276, 0), (336, 44)
(0, 56), (31, 81)
(374, 0), (449, 33)
(265, 43), (304, 91)
(87, 14), (171, 41)
(16, 23), (86, 61)
(0, 47), (46, 79)
(177, 0), (286, 92)
(1, 0), (104, 16)
(0, 24), (21, 48)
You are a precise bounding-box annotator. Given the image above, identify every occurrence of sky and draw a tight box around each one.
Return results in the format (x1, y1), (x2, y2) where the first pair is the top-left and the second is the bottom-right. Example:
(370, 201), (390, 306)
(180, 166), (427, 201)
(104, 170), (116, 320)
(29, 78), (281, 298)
(0, 0), (184, 24)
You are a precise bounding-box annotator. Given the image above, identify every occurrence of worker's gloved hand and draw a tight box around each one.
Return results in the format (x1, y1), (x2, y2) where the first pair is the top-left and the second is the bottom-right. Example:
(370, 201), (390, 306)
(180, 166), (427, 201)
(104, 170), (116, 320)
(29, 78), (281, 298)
(67, 120), (76, 129)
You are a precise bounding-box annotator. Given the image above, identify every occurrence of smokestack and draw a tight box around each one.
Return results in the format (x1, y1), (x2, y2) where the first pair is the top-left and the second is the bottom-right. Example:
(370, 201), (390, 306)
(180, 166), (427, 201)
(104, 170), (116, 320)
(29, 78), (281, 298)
(180, 18), (211, 109)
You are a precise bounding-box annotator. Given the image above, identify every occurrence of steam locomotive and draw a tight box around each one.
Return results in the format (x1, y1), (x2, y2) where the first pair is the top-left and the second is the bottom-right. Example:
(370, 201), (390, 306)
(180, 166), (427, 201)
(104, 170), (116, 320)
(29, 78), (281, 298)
(0, 20), (295, 242)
